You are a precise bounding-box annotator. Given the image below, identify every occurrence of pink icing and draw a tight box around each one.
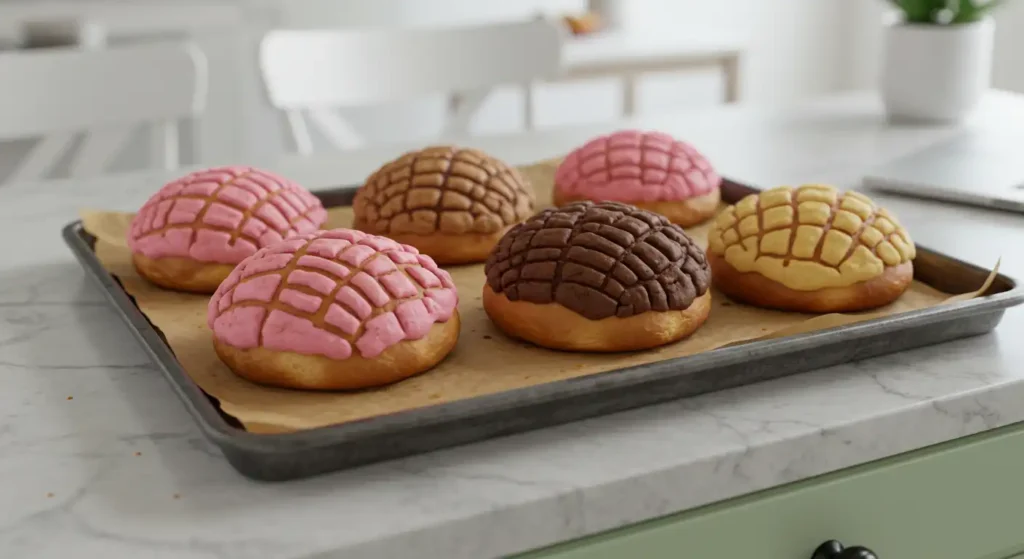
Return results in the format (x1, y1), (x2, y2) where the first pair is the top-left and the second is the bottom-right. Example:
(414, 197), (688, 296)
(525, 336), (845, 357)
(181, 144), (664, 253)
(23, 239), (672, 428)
(388, 251), (419, 265)
(425, 288), (458, 313)
(296, 255), (350, 279)
(212, 306), (265, 348)
(379, 272), (418, 299)
(350, 272), (390, 307)
(395, 299), (433, 339)
(355, 312), (406, 358)
(363, 255), (397, 276)
(325, 304), (360, 335)
(406, 266), (441, 289)
(553, 130), (721, 203)
(339, 244), (376, 267)
(336, 286), (372, 319)
(307, 238), (350, 259)
(286, 269), (336, 295)
(207, 228), (459, 362)
(231, 273), (280, 304)
(279, 288), (322, 314)
(240, 253), (293, 277)
(181, 181), (219, 197)
(127, 166), (328, 265)
(262, 310), (352, 360)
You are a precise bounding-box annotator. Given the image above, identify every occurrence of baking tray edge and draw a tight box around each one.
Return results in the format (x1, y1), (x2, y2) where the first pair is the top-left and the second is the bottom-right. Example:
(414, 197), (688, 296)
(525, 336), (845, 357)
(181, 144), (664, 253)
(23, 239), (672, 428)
(62, 196), (1024, 481)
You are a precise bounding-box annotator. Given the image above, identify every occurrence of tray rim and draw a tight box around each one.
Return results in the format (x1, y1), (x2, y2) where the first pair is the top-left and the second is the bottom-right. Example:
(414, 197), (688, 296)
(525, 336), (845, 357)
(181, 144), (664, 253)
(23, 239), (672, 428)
(61, 209), (1024, 457)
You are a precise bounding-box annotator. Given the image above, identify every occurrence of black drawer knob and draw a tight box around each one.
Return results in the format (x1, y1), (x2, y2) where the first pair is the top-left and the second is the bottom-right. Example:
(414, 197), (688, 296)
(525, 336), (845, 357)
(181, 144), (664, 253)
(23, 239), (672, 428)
(812, 540), (878, 559)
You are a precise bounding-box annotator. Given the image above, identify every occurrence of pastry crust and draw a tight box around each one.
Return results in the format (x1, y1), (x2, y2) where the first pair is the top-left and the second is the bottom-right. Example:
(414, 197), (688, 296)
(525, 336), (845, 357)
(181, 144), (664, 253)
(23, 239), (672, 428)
(552, 189), (721, 227)
(129, 167), (327, 294)
(709, 253), (913, 313)
(352, 222), (512, 266)
(352, 146), (535, 265)
(483, 286), (711, 352)
(213, 312), (461, 391)
(133, 253), (235, 294)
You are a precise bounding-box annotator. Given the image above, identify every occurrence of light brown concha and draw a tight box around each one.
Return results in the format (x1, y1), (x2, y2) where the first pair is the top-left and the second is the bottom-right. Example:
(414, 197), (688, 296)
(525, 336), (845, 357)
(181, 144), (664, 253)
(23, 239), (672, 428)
(352, 146), (536, 264)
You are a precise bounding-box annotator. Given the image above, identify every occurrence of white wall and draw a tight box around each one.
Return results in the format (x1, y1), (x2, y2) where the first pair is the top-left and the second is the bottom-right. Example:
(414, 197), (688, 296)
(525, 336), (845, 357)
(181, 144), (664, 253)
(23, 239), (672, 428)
(620, 0), (849, 104)
(0, 0), (248, 181)
(840, 0), (1024, 94)
(231, 0), (1024, 160)
(0, 0), (853, 181)
(266, 0), (849, 104)
(991, 1), (1024, 94)
(238, 0), (852, 156)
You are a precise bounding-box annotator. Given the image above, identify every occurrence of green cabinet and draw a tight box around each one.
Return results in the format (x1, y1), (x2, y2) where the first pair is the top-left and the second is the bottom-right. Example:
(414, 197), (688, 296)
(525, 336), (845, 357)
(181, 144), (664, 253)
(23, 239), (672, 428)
(518, 421), (1024, 559)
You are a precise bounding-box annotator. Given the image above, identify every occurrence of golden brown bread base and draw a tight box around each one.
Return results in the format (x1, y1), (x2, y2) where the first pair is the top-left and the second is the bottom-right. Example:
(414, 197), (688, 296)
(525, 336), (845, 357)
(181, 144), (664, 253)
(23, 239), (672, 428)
(352, 220), (512, 265)
(708, 253), (914, 313)
(482, 286), (711, 352)
(132, 253), (236, 294)
(552, 189), (721, 227)
(213, 312), (460, 390)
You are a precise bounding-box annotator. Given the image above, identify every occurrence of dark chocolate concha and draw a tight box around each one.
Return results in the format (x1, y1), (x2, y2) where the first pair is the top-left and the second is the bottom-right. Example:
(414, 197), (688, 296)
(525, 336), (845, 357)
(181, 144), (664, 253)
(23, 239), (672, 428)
(484, 201), (711, 321)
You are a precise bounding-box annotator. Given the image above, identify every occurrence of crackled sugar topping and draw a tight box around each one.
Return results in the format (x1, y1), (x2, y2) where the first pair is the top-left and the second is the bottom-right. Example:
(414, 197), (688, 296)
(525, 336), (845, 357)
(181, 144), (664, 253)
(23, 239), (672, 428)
(128, 166), (328, 264)
(554, 130), (720, 203)
(353, 146), (534, 236)
(207, 229), (458, 360)
(485, 201), (710, 321)
(708, 184), (916, 291)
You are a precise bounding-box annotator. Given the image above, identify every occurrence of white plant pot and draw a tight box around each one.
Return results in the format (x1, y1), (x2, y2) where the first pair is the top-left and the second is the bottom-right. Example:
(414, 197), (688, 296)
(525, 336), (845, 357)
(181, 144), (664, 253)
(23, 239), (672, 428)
(880, 17), (994, 124)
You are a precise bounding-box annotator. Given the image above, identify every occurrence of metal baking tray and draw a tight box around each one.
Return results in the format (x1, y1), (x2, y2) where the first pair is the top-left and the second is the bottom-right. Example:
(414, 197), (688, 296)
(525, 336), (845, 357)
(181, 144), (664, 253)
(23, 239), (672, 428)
(62, 178), (1024, 481)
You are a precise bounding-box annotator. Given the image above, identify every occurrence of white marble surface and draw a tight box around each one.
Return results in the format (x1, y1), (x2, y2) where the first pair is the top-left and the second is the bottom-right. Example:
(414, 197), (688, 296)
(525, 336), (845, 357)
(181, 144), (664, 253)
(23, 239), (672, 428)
(3, 90), (1024, 559)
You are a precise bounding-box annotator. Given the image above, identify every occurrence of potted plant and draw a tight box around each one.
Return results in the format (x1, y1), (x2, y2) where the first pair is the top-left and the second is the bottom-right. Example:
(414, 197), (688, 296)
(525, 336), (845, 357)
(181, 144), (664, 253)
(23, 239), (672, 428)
(881, 0), (1004, 123)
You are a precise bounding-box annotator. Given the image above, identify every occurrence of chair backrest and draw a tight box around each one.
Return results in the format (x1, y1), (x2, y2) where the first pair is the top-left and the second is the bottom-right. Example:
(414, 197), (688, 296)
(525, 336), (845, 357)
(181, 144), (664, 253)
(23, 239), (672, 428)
(0, 43), (207, 183)
(258, 19), (564, 154)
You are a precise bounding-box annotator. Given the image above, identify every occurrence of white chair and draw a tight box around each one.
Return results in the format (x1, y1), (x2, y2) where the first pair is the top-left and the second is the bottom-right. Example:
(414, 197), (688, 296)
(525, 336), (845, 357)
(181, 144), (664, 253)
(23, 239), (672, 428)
(258, 19), (564, 155)
(0, 43), (207, 184)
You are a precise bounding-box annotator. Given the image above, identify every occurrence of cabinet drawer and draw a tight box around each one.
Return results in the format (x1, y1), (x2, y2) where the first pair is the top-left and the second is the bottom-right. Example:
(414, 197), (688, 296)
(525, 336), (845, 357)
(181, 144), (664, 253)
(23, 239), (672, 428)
(518, 421), (1024, 559)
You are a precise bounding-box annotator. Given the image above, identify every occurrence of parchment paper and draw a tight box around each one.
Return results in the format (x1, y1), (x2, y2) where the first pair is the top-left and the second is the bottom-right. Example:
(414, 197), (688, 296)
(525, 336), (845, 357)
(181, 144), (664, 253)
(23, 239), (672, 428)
(79, 160), (999, 433)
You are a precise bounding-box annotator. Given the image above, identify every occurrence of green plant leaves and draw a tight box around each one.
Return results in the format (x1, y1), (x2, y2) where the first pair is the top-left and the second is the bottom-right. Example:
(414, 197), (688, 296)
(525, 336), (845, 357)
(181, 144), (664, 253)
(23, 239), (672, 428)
(952, 0), (1005, 23)
(889, 0), (941, 23)
(887, 0), (1005, 24)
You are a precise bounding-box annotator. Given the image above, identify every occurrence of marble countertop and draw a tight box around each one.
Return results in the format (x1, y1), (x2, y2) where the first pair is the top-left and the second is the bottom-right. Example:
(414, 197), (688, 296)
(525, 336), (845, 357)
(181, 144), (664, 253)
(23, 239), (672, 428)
(3, 91), (1024, 559)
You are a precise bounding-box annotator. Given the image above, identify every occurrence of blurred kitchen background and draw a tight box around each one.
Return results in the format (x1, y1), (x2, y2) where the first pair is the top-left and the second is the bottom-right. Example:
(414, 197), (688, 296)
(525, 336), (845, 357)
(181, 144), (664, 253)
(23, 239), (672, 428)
(2, 0), (1023, 183)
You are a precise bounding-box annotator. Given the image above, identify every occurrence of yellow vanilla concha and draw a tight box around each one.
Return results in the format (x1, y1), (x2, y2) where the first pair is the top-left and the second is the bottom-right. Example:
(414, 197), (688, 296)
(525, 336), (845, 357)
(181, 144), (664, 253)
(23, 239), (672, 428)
(707, 184), (916, 291)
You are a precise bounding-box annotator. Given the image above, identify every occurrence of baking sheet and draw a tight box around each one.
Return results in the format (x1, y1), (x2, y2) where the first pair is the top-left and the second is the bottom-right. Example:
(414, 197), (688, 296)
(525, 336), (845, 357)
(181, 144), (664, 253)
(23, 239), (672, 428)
(78, 159), (997, 434)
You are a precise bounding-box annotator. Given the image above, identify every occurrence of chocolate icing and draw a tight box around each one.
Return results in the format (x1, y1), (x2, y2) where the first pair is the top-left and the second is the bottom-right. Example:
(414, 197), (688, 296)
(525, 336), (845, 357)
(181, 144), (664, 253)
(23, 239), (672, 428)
(484, 201), (711, 320)
(353, 146), (535, 236)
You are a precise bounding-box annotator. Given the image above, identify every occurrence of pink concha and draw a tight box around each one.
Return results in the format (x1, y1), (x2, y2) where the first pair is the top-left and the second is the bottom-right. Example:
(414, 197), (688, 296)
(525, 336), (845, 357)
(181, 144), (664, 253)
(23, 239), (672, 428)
(553, 130), (721, 203)
(127, 166), (328, 264)
(207, 228), (459, 361)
